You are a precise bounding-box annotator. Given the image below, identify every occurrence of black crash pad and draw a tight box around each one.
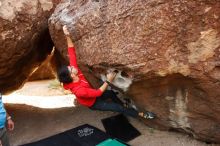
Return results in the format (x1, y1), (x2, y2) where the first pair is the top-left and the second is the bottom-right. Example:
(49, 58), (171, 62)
(101, 114), (141, 142)
(22, 124), (111, 146)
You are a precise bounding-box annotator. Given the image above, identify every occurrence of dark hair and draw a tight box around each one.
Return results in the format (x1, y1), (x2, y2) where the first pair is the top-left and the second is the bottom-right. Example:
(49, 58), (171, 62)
(57, 65), (73, 84)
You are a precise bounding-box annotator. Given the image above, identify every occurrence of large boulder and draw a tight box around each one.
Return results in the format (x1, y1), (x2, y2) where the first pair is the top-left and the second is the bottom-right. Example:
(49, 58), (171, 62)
(49, 0), (220, 143)
(0, 0), (60, 94)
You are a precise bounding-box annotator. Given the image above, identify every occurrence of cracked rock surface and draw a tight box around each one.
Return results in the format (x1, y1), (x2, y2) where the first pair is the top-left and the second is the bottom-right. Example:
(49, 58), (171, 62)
(49, 0), (220, 143)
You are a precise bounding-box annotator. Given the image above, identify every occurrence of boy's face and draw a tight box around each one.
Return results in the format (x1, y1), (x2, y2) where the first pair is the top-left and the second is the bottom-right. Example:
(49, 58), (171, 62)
(68, 66), (77, 74)
(68, 66), (79, 82)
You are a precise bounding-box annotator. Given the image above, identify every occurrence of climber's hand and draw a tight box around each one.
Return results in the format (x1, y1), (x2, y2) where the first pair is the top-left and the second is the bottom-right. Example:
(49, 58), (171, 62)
(107, 72), (117, 83)
(63, 25), (70, 36)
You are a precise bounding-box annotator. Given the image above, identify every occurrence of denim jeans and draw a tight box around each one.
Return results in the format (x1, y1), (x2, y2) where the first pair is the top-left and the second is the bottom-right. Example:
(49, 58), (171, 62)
(90, 90), (138, 118)
(0, 127), (10, 146)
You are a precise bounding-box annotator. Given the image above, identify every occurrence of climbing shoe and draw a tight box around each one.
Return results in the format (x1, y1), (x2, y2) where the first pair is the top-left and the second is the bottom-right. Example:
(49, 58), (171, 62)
(142, 111), (156, 119)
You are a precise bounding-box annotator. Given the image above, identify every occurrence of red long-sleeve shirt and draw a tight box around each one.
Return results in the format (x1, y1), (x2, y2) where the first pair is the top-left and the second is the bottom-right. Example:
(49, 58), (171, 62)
(63, 47), (102, 107)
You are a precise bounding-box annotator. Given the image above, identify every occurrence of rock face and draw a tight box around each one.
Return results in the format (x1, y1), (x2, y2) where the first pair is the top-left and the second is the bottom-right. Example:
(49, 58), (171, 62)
(49, 0), (220, 143)
(0, 0), (60, 94)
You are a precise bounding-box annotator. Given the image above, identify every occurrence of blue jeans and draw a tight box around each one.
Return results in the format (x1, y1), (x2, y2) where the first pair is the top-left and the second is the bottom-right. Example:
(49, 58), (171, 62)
(90, 90), (138, 118)
(0, 127), (10, 146)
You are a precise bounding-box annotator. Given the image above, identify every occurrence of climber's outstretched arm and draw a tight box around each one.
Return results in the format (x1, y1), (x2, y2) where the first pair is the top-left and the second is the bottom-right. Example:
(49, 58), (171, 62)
(63, 25), (74, 48)
(66, 35), (74, 48)
(63, 25), (80, 69)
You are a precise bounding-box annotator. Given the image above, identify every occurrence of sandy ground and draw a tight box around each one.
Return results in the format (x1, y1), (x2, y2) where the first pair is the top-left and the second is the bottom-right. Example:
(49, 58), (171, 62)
(3, 80), (219, 146)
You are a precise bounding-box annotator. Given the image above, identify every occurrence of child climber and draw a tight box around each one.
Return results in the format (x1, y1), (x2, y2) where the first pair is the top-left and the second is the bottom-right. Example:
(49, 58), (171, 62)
(57, 25), (155, 119)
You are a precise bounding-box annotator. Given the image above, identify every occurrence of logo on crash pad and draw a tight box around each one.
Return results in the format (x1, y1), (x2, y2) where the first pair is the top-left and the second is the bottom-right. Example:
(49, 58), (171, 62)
(77, 127), (94, 137)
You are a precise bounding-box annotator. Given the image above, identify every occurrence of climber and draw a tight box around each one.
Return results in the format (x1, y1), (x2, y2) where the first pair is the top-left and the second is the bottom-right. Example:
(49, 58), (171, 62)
(57, 25), (155, 119)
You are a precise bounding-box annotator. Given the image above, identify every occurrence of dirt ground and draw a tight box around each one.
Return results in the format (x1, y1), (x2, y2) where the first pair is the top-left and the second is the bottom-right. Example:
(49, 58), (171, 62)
(3, 80), (219, 146)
